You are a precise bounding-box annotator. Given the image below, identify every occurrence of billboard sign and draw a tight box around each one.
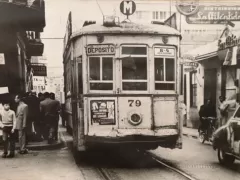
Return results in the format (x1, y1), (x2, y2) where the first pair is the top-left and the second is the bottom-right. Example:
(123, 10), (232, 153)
(186, 6), (240, 24)
(32, 65), (47, 76)
(90, 100), (115, 125)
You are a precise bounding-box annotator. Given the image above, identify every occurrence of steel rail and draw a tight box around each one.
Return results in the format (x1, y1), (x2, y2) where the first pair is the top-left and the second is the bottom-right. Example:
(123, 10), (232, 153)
(142, 151), (198, 180)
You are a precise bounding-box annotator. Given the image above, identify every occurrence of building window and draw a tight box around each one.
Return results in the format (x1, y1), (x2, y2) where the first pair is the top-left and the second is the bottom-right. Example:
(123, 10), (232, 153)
(190, 72), (197, 107)
(89, 57), (113, 91)
(152, 11), (166, 20)
(121, 46), (148, 91)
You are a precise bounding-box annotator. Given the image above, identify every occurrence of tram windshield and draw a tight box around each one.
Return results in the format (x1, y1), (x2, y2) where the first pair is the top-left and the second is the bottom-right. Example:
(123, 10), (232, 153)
(121, 46), (148, 91)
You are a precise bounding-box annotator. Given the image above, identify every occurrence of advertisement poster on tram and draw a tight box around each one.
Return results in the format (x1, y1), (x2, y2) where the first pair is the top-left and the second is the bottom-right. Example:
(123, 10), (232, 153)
(90, 100), (115, 125)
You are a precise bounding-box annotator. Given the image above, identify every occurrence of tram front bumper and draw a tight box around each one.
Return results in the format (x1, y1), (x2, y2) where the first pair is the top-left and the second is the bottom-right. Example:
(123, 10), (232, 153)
(85, 128), (180, 149)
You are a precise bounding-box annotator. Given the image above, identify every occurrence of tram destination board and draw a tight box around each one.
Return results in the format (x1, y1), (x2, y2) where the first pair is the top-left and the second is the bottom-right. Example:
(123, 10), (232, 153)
(86, 44), (116, 56)
(90, 100), (116, 125)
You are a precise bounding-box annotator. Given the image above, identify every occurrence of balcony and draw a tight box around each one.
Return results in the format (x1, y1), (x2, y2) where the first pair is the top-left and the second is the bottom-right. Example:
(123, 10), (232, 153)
(26, 31), (44, 57)
(0, 0), (45, 32)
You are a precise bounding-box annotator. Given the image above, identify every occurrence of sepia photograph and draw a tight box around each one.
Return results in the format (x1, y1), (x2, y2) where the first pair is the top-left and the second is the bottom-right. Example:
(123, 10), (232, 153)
(0, 0), (240, 179)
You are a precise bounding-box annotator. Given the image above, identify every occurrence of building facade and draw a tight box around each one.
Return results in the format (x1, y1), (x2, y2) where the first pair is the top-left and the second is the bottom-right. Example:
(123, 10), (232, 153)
(0, 0), (45, 99)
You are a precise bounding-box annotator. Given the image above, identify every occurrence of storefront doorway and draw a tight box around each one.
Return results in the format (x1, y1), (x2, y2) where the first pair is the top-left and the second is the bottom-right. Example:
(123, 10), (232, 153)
(204, 68), (217, 106)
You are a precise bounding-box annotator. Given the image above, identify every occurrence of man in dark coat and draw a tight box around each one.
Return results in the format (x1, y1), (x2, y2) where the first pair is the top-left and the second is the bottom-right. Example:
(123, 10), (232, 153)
(199, 99), (217, 132)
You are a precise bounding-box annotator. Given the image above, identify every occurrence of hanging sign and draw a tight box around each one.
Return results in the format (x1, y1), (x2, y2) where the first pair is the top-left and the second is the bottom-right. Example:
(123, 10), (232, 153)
(120, 0), (136, 18)
(0, 54), (5, 65)
(186, 6), (240, 24)
(176, 0), (200, 16)
(218, 35), (240, 50)
(90, 100), (115, 125)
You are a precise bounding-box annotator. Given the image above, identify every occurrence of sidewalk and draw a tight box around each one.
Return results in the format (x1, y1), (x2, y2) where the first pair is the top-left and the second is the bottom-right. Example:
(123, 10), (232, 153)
(183, 127), (198, 139)
(0, 129), (63, 150)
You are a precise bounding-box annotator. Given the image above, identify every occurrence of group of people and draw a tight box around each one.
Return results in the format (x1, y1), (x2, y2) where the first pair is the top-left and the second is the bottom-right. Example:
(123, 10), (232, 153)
(0, 91), (60, 158)
(198, 96), (236, 132)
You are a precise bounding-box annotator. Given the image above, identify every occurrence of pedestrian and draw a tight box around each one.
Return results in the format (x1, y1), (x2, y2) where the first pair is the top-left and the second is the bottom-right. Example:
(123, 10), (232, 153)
(218, 96), (229, 127)
(50, 93), (61, 141)
(40, 92), (60, 143)
(15, 94), (29, 154)
(0, 100), (16, 158)
(179, 95), (187, 127)
(27, 91), (42, 141)
(38, 92), (45, 102)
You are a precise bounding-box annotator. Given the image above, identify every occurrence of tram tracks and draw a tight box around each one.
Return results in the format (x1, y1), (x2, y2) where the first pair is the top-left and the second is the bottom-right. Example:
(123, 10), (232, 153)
(76, 149), (198, 180)
(142, 150), (198, 180)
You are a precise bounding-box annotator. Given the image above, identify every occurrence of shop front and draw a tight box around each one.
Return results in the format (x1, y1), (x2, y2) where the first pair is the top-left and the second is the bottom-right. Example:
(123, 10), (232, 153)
(182, 30), (240, 129)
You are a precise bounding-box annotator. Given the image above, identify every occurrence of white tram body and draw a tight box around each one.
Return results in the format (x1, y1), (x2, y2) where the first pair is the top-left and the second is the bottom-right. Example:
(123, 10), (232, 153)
(63, 19), (182, 151)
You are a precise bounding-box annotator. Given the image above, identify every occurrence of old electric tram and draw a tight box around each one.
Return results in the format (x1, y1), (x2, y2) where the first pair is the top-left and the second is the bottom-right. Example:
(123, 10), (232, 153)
(63, 15), (182, 152)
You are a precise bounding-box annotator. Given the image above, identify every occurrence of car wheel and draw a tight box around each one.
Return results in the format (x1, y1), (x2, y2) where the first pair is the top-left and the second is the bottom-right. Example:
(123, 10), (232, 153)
(218, 148), (235, 165)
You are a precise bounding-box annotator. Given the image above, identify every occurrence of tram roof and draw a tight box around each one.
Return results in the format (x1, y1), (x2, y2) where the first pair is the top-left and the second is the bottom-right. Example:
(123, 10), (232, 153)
(71, 22), (181, 40)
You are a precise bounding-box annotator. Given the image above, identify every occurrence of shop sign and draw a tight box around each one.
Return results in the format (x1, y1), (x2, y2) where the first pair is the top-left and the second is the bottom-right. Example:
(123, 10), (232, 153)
(32, 65), (47, 76)
(0, 87), (8, 94)
(218, 35), (240, 50)
(154, 47), (175, 57)
(0, 53), (5, 65)
(86, 44), (115, 56)
(176, 0), (200, 16)
(90, 100), (115, 125)
(186, 6), (240, 24)
(184, 67), (197, 72)
(179, 54), (196, 63)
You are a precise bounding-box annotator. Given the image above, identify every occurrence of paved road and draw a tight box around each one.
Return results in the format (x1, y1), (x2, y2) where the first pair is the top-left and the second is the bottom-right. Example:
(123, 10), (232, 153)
(151, 137), (240, 180)
(0, 147), (83, 180)
(1, 134), (240, 180)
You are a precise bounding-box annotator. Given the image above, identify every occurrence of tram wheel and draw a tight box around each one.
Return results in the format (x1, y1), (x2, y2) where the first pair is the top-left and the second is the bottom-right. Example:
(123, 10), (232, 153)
(218, 148), (235, 165)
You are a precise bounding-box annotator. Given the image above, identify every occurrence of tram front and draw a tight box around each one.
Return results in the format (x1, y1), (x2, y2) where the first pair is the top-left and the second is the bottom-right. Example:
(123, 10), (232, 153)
(72, 21), (182, 151)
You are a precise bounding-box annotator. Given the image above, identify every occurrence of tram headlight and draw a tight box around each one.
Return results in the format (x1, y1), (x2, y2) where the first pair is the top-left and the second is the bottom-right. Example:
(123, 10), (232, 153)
(128, 113), (142, 126)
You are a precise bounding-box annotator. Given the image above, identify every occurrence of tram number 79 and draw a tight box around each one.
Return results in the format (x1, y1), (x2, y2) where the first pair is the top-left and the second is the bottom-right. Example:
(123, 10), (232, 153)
(128, 100), (141, 107)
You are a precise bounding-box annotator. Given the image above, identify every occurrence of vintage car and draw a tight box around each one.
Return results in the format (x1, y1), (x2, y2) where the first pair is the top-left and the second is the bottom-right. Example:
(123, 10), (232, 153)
(213, 104), (240, 165)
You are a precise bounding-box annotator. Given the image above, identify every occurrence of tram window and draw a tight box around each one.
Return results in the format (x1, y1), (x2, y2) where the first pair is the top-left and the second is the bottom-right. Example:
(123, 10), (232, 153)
(166, 58), (175, 81)
(155, 57), (175, 90)
(122, 47), (147, 55)
(90, 83), (113, 90)
(102, 57), (113, 80)
(155, 58), (164, 81)
(123, 82), (147, 91)
(122, 57), (147, 80)
(89, 57), (100, 80)
(89, 56), (113, 91)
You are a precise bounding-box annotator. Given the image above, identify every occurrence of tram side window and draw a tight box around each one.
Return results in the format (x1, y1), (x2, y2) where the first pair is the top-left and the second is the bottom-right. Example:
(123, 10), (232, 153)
(155, 58), (175, 90)
(89, 57), (113, 91)
(121, 46), (147, 91)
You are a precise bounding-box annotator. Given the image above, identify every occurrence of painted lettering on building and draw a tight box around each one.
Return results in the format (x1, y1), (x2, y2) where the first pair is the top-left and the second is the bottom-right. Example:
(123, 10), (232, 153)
(187, 6), (240, 24)
(86, 44), (116, 56)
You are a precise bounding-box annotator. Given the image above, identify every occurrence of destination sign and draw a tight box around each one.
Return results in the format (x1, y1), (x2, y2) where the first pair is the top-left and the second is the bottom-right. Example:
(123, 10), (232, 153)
(186, 6), (240, 24)
(154, 47), (175, 57)
(86, 44), (116, 56)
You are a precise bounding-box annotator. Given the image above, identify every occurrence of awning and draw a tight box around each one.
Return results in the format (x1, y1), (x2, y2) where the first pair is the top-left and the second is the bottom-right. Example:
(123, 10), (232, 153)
(183, 40), (219, 61)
